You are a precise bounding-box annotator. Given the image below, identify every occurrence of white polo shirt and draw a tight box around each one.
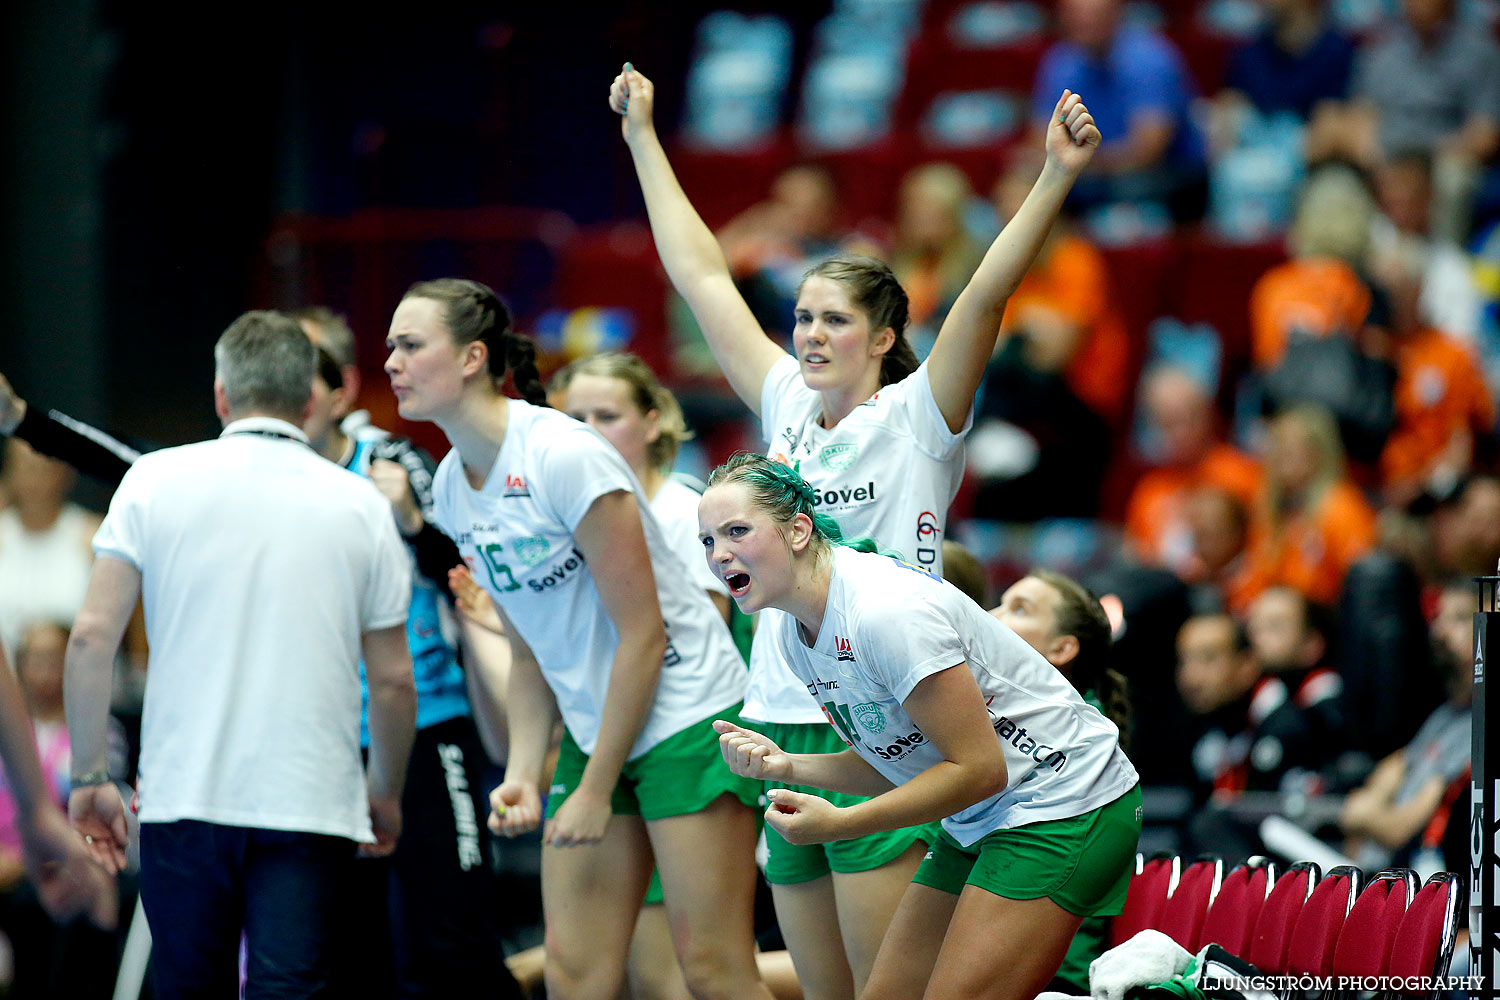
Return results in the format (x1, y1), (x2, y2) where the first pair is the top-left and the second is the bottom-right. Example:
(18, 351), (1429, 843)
(93, 417), (411, 841)
(773, 547), (1138, 847)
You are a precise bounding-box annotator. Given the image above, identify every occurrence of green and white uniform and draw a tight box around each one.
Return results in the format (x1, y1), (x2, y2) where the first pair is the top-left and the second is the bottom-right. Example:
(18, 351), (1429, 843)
(432, 401), (756, 821)
(774, 547), (1141, 911)
(750, 355), (969, 880)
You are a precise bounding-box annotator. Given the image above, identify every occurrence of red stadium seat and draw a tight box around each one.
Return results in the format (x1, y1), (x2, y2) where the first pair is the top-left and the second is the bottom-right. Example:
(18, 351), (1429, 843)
(1245, 861), (1320, 974)
(897, 37), (1046, 128)
(1111, 853), (1179, 947)
(1156, 856), (1223, 952)
(1163, 235), (1286, 381)
(1332, 868), (1418, 980)
(1200, 858), (1276, 956)
(1387, 872), (1466, 994)
(1285, 865), (1362, 978)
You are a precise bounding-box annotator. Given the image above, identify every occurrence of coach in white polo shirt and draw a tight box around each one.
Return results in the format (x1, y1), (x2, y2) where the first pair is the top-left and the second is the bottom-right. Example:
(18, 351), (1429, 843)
(64, 311), (417, 1000)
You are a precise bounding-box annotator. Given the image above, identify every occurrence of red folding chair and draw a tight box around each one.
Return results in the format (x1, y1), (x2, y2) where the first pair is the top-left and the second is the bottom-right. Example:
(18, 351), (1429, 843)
(1245, 861), (1320, 974)
(1156, 855), (1223, 952)
(1285, 865), (1363, 978)
(1111, 853), (1179, 947)
(1387, 872), (1466, 996)
(1331, 869), (1418, 982)
(1200, 857), (1277, 957)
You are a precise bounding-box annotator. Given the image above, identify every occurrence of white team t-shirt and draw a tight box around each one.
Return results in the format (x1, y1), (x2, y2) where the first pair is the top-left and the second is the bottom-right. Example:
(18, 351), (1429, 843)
(649, 477), (729, 601)
(774, 547), (1138, 847)
(93, 418), (411, 841)
(433, 401), (745, 759)
(747, 355), (970, 723)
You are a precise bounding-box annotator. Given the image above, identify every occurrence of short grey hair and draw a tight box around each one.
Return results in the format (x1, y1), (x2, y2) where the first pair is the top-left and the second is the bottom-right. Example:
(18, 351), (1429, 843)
(213, 311), (316, 419)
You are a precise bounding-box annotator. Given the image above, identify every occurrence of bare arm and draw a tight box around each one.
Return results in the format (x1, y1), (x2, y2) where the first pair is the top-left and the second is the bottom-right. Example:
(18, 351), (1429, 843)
(546, 489), (669, 844)
(459, 615), (512, 765)
(612, 64), (786, 414)
(0, 651), (59, 824)
(926, 91), (1100, 432)
(829, 666), (1006, 838)
(753, 666), (1007, 845)
(715, 721), (896, 796)
(362, 624), (417, 855)
(0, 644), (114, 924)
(64, 558), (138, 784)
(483, 604), (558, 839)
(1340, 749), (1447, 849)
(64, 556), (140, 872)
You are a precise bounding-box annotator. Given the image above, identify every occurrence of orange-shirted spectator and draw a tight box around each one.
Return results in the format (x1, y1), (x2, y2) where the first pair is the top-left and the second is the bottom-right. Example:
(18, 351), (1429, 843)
(1368, 245), (1496, 502)
(891, 163), (987, 349)
(992, 154), (1133, 427)
(1249, 166), (1375, 369)
(1124, 365), (1263, 574)
(1183, 486), (1261, 615)
(1243, 404), (1378, 605)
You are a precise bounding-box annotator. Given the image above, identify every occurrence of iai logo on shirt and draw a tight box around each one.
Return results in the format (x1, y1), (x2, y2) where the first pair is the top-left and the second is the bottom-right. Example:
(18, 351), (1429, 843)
(512, 535), (550, 568)
(819, 443), (860, 472)
(853, 702), (886, 734)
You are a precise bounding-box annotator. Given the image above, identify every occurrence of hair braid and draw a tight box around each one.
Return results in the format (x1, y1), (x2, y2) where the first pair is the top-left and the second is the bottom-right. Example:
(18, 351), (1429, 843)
(503, 329), (548, 406)
(402, 277), (549, 407)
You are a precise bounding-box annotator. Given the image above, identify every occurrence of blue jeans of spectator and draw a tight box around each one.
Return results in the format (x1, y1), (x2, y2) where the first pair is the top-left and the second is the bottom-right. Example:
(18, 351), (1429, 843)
(139, 819), (356, 999)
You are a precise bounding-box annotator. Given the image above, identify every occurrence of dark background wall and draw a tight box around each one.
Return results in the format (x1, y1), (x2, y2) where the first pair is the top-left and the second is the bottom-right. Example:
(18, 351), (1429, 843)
(0, 1), (826, 447)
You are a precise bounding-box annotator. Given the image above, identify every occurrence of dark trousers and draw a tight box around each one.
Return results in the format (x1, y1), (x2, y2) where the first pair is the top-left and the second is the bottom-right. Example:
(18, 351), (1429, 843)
(333, 716), (521, 1000)
(139, 819), (355, 1000)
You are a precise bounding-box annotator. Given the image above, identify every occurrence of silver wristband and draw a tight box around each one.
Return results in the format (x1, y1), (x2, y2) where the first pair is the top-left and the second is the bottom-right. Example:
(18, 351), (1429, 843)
(70, 769), (111, 789)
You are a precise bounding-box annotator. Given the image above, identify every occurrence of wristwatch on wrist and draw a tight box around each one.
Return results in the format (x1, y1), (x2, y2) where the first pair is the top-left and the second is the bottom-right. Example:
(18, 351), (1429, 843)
(70, 769), (111, 789)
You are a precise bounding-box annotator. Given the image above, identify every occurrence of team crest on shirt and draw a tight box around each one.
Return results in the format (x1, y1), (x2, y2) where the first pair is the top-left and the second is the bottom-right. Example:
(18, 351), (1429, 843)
(511, 535), (551, 568)
(819, 443), (860, 472)
(853, 702), (886, 734)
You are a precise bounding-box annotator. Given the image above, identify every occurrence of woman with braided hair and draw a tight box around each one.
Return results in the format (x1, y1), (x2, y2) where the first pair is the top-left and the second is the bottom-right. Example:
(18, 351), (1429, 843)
(384, 278), (773, 1000)
(611, 62), (1102, 1000)
(699, 454), (1140, 1000)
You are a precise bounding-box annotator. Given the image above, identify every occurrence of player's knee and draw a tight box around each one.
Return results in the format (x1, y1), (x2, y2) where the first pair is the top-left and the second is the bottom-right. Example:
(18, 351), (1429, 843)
(676, 938), (741, 1000)
(546, 934), (627, 999)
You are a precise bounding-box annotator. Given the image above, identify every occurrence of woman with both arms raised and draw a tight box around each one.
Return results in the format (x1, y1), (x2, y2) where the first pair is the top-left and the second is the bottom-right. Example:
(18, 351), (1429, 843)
(700, 455), (1141, 1000)
(611, 61), (1100, 1000)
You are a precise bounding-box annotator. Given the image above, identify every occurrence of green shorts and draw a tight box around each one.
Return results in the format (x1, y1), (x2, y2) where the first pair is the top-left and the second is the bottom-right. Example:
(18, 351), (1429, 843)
(644, 868), (664, 906)
(761, 721), (939, 885)
(547, 703), (761, 822)
(912, 784), (1141, 917)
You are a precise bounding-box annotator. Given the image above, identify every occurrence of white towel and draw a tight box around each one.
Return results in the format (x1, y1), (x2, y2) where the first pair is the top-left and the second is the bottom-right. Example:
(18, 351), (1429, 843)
(1089, 929), (1194, 1000)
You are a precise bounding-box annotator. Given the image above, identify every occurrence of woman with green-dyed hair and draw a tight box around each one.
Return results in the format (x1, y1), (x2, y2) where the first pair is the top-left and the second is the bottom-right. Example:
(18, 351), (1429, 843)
(698, 455), (1141, 1000)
